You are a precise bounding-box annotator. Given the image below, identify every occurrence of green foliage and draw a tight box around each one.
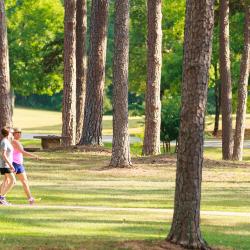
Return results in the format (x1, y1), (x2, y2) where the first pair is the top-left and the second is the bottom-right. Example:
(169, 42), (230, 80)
(4, 0), (249, 116)
(160, 94), (180, 146)
(161, 0), (185, 95)
(129, 0), (147, 94)
(15, 93), (62, 111)
(6, 0), (64, 96)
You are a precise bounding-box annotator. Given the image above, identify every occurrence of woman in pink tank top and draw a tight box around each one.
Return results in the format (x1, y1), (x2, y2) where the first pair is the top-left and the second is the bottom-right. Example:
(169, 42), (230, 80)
(12, 128), (39, 205)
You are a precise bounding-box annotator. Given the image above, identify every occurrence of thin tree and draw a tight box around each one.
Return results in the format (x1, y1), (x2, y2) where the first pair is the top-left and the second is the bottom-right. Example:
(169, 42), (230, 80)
(110, 0), (131, 167)
(233, 4), (250, 161)
(0, 0), (12, 129)
(62, 0), (77, 146)
(167, 0), (214, 249)
(212, 3), (221, 137)
(76, 0), (87, 144)
(142, 0), (162, 156)
(212, 61), (221, 137)
(79, 0), (109, 145)
(219, 0), (233, 160)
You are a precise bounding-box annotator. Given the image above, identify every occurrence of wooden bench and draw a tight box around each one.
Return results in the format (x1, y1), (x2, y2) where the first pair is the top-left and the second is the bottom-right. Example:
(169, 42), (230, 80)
(33, 135), (65, 149)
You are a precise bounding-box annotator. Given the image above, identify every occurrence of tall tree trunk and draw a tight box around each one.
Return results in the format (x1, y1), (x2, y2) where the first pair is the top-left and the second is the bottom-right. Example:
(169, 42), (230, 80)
(213, 62), (221, 137)
(110, 0), (131, 167)
(79, 0), (109, 145)
(167, 0), (214, 249)
(232, 6), (250, 161)
(62, 0), (77, 147)
(142, 0), (162, 156)
(0, 0), (12, 129)
(75, 0), (87, 144)
(219, 0), (233, 160)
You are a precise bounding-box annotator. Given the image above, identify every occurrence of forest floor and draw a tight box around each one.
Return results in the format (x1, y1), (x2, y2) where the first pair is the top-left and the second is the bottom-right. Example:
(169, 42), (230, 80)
(0, 146), (249, 250)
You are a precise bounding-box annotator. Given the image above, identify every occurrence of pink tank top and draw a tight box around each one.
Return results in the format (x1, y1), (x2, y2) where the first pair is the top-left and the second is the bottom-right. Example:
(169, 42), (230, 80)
(13, 145), (23, 165)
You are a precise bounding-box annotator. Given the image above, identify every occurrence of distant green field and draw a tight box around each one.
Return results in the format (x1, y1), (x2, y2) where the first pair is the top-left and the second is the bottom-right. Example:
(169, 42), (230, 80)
(13, 107), (144, 136)
(206, 114), (250, 131)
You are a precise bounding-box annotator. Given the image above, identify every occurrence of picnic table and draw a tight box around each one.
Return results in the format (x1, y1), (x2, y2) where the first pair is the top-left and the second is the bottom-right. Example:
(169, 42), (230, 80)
(33, 135), (66, 149)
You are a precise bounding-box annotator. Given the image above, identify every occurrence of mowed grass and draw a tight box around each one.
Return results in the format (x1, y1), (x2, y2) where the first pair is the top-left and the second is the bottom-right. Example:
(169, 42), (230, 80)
(13, 107), (144, 136)
(0, 149), (249, 249)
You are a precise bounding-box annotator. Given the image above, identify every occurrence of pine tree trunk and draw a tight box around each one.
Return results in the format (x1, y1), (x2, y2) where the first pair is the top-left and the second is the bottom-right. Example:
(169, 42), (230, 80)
(62, 0), (77, 147)
(0, 0), (12, 129)
(232, 6), (250, 161)
(142, 0), (162, 156)
(213, 62), (221, 137)
(167, 0), (214, 248)
(219, 0), (233, 160)
(75, 0), (87, 144)
(110, 0), (131, 167)
(79, 0), (109, 145)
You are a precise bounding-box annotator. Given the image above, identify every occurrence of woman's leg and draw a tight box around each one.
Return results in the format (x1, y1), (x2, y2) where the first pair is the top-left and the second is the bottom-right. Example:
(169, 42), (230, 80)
(1, 173), (16, 196)
(16, 172), (32, 199)
(0, 175), (8, 196)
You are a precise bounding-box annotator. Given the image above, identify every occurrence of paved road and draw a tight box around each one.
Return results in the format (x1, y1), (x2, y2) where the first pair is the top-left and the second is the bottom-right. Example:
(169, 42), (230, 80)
(23, 133), (141, 143)
(23, 133), (250, 148)
(203, 139), (250, 148)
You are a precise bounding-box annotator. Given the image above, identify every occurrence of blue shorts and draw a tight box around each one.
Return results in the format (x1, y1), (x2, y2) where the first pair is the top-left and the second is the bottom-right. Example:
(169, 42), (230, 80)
(13, 162), (25, 174)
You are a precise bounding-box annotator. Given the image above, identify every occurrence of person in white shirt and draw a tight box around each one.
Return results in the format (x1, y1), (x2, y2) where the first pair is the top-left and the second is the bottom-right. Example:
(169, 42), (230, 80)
(0, 127), (16, 205)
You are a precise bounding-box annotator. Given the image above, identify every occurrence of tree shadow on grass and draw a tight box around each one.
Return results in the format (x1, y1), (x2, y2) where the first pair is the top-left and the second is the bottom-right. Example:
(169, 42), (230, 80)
(0, 207), (249, 250)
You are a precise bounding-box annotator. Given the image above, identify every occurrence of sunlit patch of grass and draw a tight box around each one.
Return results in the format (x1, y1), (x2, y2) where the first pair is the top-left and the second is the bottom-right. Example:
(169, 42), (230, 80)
(204, 147), (250, 162)
(13, 107), (144, 137)
(0, 133), (249, 249)
(0, 207), (249, 249)
(3, 150), (249, 214)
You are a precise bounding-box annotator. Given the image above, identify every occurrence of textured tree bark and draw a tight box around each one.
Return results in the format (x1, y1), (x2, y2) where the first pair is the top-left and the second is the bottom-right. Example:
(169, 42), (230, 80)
(219, 0), (233, 160)
(110, 0), (131, 167)
(62, 0), (77, 147)
(166, 0), (214, 249)
(232, 6), (250, 161)
(142, 0), (162, 156)
(79, 0), (109, 145)
(213, 62), (221, 137)
(0, 0), (12, 129)
(75, 0), (87, 144)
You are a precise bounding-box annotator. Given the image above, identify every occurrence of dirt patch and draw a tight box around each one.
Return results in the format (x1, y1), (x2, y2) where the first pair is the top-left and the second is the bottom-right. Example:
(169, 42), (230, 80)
(117, 240), (230, 250)
(203, 158), (250, 168)
(75, 145), (112, 155)
(42, 145), (112, 156)
(134, 154), (250, 169)
(133, 154), (176, 166)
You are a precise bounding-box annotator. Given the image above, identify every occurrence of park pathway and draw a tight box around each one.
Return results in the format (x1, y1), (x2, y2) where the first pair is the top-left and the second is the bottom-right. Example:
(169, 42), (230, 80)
(11, 204), (250, 217)
(22, 133), (250, 148)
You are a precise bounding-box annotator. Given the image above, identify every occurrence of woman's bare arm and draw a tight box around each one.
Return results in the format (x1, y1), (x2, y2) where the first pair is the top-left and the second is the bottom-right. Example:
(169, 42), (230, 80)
(1, 150), (15, 171)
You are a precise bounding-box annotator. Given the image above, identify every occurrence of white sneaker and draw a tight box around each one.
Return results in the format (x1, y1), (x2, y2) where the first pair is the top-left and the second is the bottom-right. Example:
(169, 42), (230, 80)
(28, 197), (35, 205)
(0, 198), (12, 206)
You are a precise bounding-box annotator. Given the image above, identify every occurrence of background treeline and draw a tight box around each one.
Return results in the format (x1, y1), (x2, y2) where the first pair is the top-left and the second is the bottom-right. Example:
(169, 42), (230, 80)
(5, 0), (247, 115)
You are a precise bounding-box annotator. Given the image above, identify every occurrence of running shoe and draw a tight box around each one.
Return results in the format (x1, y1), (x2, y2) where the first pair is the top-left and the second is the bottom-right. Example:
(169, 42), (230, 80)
(0, 198), (12, 206)
(28, 197), (35, 205)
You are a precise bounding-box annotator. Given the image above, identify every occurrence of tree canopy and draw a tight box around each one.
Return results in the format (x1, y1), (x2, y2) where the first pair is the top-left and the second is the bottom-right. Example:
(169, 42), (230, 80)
(4, 0), (248, 113)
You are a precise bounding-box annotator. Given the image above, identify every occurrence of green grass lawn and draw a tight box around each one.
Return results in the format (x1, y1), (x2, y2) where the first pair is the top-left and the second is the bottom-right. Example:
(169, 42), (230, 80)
(7, 107), (250, 249)
(0, 149), (249, 250)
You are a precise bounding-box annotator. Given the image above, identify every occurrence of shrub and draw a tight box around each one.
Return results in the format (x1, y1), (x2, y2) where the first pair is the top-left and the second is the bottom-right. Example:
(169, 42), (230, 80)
(161, 95), (181, 153)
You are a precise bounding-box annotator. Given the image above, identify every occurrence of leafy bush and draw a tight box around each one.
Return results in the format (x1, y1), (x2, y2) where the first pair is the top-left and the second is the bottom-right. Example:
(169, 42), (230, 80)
(161, 95), (181, 152)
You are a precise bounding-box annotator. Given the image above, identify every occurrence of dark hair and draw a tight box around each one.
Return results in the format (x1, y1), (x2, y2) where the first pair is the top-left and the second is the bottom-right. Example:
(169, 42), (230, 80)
(1, 127), (10, 137)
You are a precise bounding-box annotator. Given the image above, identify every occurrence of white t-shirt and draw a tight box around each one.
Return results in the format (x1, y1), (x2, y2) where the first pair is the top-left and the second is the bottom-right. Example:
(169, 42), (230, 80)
(0, 138), (13, 169)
